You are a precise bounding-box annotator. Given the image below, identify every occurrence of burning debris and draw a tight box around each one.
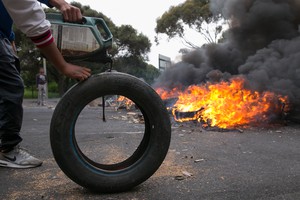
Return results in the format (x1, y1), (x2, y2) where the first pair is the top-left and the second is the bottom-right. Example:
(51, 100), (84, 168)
(103, 95), (135, 110)
(158, 77), (288, 129)
(154, 0), (300, 128)
(101, 96), (143, 124)
(116, 96), (135, 110)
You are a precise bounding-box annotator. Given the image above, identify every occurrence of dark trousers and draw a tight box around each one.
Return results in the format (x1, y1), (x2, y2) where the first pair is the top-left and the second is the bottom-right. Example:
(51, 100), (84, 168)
(0, 35), (24, 151)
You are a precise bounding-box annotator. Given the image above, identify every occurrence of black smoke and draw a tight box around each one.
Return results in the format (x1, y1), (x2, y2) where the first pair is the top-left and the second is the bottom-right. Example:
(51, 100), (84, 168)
(153, 0), (300, 105)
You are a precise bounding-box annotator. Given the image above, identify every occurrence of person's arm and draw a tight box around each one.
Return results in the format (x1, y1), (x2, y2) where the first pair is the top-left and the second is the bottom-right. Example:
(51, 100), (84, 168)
(39, 42), (91, 80)
(2, 0), (90, 81)
(2, 0), (50, 37)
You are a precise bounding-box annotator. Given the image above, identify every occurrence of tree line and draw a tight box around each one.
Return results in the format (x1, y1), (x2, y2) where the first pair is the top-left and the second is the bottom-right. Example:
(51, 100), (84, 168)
(16, 0), (219, 96)
(15, 1), (161, 96)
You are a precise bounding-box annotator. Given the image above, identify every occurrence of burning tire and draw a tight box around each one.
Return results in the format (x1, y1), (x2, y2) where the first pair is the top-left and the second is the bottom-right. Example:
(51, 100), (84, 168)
(50, 72), (171, 193)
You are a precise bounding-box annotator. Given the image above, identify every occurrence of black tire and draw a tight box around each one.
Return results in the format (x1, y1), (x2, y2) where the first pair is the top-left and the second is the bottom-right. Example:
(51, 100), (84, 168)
(50, 72), (171, 193)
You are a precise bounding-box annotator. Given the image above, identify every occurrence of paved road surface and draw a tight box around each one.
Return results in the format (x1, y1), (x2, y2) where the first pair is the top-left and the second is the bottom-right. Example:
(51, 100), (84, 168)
(0, 99), (299, 200)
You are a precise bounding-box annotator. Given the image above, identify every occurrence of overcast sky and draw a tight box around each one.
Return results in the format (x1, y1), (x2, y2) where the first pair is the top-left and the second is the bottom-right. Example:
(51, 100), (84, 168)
(65, 0), (187, 67)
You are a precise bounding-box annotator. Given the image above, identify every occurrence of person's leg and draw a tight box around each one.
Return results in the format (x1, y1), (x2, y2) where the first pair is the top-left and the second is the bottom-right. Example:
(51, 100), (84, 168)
(42, 84), (46, 105)
(0, 37), (23, 151)
(0, 36), (42, 168)
(37, 84), (42, 105)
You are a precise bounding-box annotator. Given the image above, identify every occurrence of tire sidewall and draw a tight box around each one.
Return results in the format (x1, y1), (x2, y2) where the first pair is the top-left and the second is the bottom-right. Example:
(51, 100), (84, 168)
(50, 72), (171, 192)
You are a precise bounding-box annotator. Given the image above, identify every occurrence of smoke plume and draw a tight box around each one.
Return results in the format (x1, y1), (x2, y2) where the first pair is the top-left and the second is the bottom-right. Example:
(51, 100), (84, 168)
(154, 0), (300, 104)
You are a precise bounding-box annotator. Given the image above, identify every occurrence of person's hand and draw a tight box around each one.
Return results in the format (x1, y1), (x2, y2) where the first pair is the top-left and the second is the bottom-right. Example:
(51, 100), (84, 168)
(39, 42), (91, 81)
(49, 0), (82, 22)
(61, 63), (91, 81)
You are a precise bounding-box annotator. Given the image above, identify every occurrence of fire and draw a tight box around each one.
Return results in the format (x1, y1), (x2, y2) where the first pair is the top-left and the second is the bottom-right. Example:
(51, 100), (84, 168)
(156, 77), (289, 128)
(156, 87), (182, 100)
(117, 96), (135, 109)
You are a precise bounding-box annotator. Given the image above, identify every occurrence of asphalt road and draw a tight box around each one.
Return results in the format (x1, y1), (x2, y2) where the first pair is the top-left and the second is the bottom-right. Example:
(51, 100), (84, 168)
(0, 99), (299, 200)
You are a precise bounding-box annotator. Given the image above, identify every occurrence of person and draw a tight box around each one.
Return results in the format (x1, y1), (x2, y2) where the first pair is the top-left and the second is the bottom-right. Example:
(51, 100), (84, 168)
(36, 67), (47, 106)
(0, 0), (91, 168)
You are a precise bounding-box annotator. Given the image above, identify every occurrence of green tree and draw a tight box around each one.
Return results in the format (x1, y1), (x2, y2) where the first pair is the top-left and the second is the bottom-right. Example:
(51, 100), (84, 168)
(76, 2), (156, 84)
(68, 2), (152, 61)
(114, 25), (151, 60)
(114, 56), (160, 84)
(155, 0), (225, 48)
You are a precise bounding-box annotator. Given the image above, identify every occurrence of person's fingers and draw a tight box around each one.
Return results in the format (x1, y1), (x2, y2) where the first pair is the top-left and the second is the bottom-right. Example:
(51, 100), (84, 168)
(83, 68), (91, 75)
(76, 10), (83, 23)
(74, 68), (90, 81)
(62, 11), (68, 22)
(77, 74), (89, 82)
(61, 6), (82, 22)
(62, 63), (91, 80)
(69, 8), (76, 22)
(74, 8), (82, 22)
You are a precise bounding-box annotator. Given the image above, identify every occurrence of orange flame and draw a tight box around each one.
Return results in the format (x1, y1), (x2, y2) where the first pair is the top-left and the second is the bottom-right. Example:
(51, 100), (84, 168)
(156, 77), (289, 128)
(117, 96), (134, 109)
(156, 87), (182, 100)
